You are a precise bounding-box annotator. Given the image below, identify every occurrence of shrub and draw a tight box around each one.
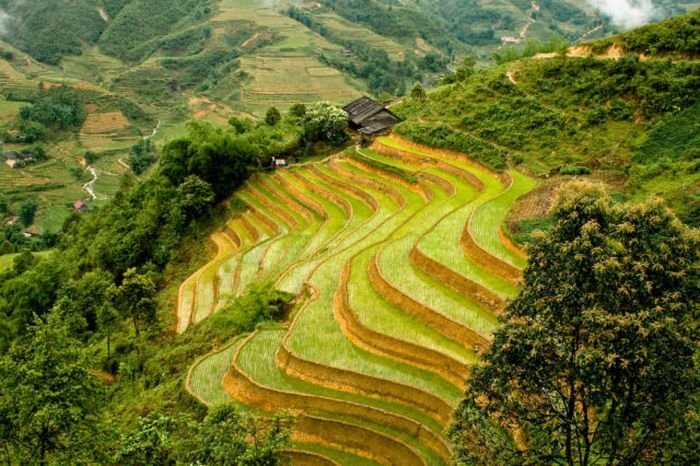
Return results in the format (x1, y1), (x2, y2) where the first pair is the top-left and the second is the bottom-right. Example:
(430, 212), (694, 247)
(559, 165), (591, 175)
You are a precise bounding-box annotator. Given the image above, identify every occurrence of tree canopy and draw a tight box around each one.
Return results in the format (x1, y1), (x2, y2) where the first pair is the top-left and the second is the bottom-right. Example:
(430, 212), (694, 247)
(450, 185), (700, 465)
(0, 311), (104, 465)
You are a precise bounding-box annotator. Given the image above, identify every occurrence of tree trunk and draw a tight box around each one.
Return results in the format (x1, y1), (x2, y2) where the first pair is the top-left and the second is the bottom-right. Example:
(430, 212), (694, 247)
(3, 442), (11, 466)
(107, 327), (111, 361)
(133, 315), (139, 337)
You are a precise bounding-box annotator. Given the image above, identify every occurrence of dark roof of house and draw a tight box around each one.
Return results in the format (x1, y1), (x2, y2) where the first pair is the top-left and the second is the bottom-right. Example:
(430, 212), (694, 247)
(4, 152), (19, 160)
(358, 122), (391, 135)
(343, 96), (397, 126)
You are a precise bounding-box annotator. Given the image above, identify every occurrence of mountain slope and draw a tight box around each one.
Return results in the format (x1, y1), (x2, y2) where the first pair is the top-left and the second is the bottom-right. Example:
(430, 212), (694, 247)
(393, 10), (700, 226)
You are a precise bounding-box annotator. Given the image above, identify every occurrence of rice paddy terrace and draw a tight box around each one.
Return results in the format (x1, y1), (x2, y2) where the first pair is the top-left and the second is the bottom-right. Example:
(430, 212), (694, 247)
(181, 134), (536, 465)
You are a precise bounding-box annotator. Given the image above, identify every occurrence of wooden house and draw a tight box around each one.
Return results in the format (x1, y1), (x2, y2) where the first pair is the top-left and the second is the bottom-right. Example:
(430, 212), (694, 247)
(343, 96), (400, 141)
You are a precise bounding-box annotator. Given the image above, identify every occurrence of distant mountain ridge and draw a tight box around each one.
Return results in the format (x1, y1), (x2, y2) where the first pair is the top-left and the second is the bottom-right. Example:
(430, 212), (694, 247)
(0, 0), (696, 67)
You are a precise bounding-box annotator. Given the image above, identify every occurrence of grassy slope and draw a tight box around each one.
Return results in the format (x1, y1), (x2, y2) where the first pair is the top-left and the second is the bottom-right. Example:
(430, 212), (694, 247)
(392, 44), (700, 226)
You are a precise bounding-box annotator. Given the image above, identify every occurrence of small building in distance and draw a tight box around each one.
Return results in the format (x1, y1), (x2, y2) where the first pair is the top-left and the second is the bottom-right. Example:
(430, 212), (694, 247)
(343, 96), (400, 142)
(73, 200), (89, 213)
(4, 151), (19, 168)
(274, 158), (288, 168)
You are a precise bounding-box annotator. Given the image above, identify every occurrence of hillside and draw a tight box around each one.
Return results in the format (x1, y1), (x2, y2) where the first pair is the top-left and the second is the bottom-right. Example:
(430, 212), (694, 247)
(0, 7), (698, 465)
(180, 135), (535, 463)
(391, 12), (700, 227)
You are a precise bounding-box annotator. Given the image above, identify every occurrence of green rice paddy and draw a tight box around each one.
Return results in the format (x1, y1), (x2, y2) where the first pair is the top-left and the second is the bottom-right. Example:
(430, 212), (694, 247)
(182, 138), (536, 463)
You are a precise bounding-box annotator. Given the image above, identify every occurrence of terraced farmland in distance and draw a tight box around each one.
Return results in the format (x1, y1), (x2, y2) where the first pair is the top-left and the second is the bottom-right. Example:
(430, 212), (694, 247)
(182, 134), (536, 464)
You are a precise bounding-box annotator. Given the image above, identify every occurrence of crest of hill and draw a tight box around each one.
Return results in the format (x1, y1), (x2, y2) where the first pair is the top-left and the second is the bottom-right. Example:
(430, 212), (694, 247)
(588, 9), (700, 57)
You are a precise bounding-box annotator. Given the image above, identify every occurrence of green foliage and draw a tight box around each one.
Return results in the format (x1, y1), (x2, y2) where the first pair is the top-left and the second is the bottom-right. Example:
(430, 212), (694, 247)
(84, 151), (98, 166)
(19, 85), (87, 132)
(301, 101), (349, 146)
(211, 282), (294, 335)
(452, 188), (700, 465)
(2, 120), (48, 144)
(183, 404), (291, 466)
(115, 413), (177, 465)
(128, 139), (157, 175)
(634, 101), (700, 164)
(288, 5), (446, 96)
(591, 10), (700, 56)
(441, 56), (476, 84)
(0, 0), (105, 64)
(99, 0), (213, 63)
(175, 175), (215, 223)
(160, 121), (253, 201)
(107, 268), (157, 336)
(265, 106), (281, 126)
(410, 82), (427, 100)
(492, 35), (569, 64)
(316, 0), (448, 48)
(0, 311), (105, 464)
(19, 198), (37, 227)
(160, 47), (239, 90)
(559, 164), (591, 175)
(289, 103), (307, 120)
(9, 144), (48, 168)
(393, 52), (700, 198)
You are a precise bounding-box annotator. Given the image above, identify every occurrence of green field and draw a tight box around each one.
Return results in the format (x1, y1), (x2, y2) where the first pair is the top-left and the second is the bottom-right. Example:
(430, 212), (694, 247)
(184, 138), (535, 463)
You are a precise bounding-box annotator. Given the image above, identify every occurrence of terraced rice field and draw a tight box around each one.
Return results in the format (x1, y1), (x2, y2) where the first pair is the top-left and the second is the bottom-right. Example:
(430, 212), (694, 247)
(182, 134), (536, 464)
(79, 110), (140, 152)
(213, 0), (362, 115)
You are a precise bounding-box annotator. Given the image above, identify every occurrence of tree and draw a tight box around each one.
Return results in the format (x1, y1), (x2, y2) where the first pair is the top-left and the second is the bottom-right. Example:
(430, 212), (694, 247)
(0, 194), (8, 216)
(175, 175), (215, 224)
(107, 268), (157, 336)
(84, 151), (97, 165)
(0, 311), (104, 465)
(97, 303), (119, 366)
(442, 56), (477, 84)
(184, 404), (291, 465)
(289, 103), (307, 120)
(116, 414), (176, 466)
(129, 139), (157, 175)
(301, 101), (348, 146)
(410, 82), (427, 100)
(450, 186), (700, 466)
(265, 106), (281, 126)
(19, 198), (38, 227)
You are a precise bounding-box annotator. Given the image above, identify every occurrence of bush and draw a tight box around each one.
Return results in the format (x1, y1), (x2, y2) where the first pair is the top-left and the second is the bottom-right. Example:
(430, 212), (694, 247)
(301, 102), (348, 146)
(559, 165), (591, 175)
(19, 199), (38, 227)
(265, 107), (281, 126)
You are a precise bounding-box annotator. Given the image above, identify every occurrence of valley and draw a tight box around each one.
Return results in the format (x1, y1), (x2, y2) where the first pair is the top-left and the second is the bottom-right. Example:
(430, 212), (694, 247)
(0, 4), (698, 465)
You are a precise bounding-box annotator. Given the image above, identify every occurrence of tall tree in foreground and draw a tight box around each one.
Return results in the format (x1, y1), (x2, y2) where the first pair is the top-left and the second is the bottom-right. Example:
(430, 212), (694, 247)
(0, 311), (104, 465)
(450, 185), (699, 466)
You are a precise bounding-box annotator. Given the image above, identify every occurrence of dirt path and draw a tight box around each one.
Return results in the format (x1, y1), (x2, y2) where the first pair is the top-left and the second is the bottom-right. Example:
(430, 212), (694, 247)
(506, 71), (517, 85)
(97, 7), (109, 22)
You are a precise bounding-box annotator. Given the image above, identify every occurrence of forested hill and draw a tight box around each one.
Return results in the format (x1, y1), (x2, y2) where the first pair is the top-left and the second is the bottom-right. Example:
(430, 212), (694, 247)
(393, 10), (700, 227)
(0, 0), (211, 64)
(0, 0), (697, 66)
